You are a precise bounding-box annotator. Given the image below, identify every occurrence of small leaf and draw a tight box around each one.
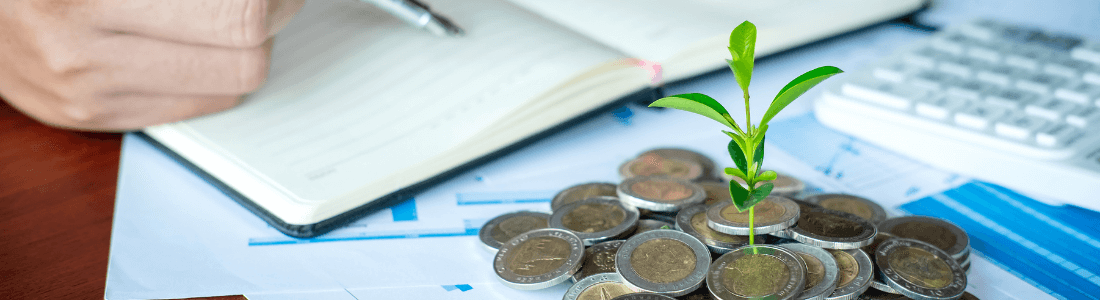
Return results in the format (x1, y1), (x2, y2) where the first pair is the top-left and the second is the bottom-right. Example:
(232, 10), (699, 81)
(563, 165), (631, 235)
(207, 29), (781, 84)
(753, 135), (765, 167)
(734, 182), (772, 212)
(753, 124), (768, 143)
(728, 139), (749, 176)
(724, 167), (747, 179)
(649, 93), (740, 130)
(757, 170), (778, 181)
(727, 21), (757, 94)
(729, 179), (750, 209)
(759, 66), (844, 126)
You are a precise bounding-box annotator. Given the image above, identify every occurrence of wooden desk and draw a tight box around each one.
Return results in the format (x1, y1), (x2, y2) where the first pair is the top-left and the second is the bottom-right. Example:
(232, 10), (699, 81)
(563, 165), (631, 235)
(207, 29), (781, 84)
(0, 100), (243, 300)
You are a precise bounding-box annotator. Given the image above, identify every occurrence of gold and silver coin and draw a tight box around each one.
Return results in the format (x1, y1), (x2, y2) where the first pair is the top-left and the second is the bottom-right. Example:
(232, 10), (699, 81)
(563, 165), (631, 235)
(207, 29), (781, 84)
(479, 211), (551, 252)
(618, 176), (706, 212)
(860, 232), (899, 294)
(619, 152), (706, 181)
(728, 172), (805, 198)
(779, 243), (840, 300)
(824, 249), (873, 300)
(877, 216), (970, 262)
(637, 148), (718, 180)
(786, 208), (877, 249)
(610, 293), (678, 300)
(494, 228), (584, 290)
(552, 182), (620, 212)
(675, 204), (758, 254)
(707, 244), (807, 300)
(873, 238), (967, 300)
(551, 197), (640, 246)
(572, 240), (626, 282)
(804, 194), (888, 225)
(563, 272), (636, 300)
(615, 229), (711, 296)
(698, 181), (733, 207)
(706, 196), (800, 235)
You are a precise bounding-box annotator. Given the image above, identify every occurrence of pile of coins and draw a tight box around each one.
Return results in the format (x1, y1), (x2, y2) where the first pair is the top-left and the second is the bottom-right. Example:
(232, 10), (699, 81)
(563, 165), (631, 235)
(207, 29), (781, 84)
(480, 148), (978, 300)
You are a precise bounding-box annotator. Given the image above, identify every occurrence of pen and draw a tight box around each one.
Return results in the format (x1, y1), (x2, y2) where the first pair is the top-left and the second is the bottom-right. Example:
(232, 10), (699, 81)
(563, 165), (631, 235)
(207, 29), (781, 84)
(359, 0), (465, 37)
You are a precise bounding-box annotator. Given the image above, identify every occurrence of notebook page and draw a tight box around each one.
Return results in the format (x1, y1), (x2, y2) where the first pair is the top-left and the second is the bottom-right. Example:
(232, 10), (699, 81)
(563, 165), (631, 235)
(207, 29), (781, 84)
(155, 0), (627, 206)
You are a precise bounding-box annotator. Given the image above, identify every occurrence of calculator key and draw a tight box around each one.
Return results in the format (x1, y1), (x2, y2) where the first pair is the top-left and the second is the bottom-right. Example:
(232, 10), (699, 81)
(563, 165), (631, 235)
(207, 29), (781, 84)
(976, 64), (1025, 86)
(957, 20), (1005, 41)
(1071, 42), (1100, 65)
(902, 48), (941, 69)
(841, 79), (924, 110)
(1042, 57), (1093, 79)
(966, 44), (1002, 63)
(1035, 123), (1083, 147)
(994, 114), (1050, 140)
(955, 103), (1008, 130)
(947, 80), (995, 100)
(1066, 107), (1100, 128)
(1053, 82), (1100, 105)
(911, 71), (959, 90)
(930, 35), (966, 55)
(986, 88), (1040, 109)
(1014, 73), (1067, 95)
(1005, 49), (1048, 70)
(872, 63), (909, 83)
(915, 95), (968, 120)
(1025, 98), (1079, 120)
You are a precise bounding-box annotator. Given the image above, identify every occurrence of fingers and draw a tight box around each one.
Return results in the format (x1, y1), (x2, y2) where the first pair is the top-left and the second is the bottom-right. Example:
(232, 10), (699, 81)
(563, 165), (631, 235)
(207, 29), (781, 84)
(88, 35), (274, 95)
(9, 85), (242, 132)
(86, 0), (305, 48)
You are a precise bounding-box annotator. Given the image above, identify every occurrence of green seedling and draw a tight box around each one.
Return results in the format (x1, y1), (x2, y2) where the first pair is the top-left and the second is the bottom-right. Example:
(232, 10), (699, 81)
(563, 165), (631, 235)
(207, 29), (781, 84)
(648, 21), (842, 245)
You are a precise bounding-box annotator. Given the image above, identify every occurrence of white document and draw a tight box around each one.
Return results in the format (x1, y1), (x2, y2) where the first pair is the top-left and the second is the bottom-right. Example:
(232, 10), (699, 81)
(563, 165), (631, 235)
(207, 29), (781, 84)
(106, 24), (1055, 300)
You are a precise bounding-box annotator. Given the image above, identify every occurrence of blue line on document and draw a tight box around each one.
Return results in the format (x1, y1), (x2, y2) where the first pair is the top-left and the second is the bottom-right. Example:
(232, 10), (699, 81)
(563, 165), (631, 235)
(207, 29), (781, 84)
(455, 190), (554, 205)
(247, 219), (483, 246)
(391, 198), (418, 222)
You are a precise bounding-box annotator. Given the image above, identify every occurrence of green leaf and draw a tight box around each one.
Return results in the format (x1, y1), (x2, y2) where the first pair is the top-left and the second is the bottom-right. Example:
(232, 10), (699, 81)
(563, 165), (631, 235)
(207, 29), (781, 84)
(753, 124), (768, 143)
(759, 66), (844, 126)
(734, 182), (772, 212)
(753, 135), (765, 167)
(727, 21), (757, 94)
(649, 93), (740, 131)
(729, 179), (750, 210)
(757, 170), (778, 181)
(724, 167), (747, 179)
(728, 139), (749, 176)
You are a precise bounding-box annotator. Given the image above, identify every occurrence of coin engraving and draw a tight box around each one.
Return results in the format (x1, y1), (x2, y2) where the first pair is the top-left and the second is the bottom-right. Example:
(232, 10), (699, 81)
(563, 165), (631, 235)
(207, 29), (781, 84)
(579, 282), (634, 300)
(699, 181), (732, 206)
(799, 211), (864, 238)
(888, 246), (953, 289)
(691, 212), (744, 244)
(719, 200), (784, 223)
(563, 203), (626, 233)
(630, 238), (697, 283)
(554, 183), (619, 210)
(631, 180), (693, 202)
(796, 252), (825, 290)
(890, 221), (958, 252)
(830, 249), (859, 287)
(723, 254), (791, 297)
(818, 197), (875, 222)
(492, 215), (548, 243)
(507, 236), (570, 276)
(629, 153), (699, 179)
(577, 241), (623, 280)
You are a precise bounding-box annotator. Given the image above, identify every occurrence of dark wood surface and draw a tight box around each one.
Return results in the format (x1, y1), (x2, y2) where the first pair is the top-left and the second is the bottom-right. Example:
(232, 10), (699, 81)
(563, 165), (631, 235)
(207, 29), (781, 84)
(0, 100), (244, 300)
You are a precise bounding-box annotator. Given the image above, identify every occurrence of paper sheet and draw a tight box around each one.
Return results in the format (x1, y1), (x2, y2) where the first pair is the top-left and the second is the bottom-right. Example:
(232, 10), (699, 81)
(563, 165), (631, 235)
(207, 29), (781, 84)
(106, 24), (1082, 299)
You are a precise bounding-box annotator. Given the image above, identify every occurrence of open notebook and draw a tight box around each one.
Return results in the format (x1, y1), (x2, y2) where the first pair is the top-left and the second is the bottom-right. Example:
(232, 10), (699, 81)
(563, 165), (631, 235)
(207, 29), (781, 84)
(143, 0), (923, 238)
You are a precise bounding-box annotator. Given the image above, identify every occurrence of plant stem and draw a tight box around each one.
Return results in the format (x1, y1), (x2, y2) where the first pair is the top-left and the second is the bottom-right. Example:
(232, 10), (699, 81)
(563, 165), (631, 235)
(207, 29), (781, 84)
(743, 91), (752, 132)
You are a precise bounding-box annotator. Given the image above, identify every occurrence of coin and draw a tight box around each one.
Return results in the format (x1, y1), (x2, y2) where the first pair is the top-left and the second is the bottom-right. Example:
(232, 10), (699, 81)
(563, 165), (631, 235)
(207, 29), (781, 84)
(563, 272), (636, 300)
(551, 197), (640, 246)
(729, 172), (805, 198)
(619, 176), (706, 212)
(961, 292), (979, 300)
(616, 229), (711, 296)
(679, 287), (719, 300)
(805, 194), (888, 225)
(772, 199), (823, 240)
(632, 219), (674, 237)
(824, 249), (873, 300)
(707, 196), (800, 235)
(878, 217), (969, 259)
(479, 211), (551, 252)
(619, 153), (705, 181)
(610, 293), (678, 300)
(493, 228), (584, 290)
(698, 181), (733, 207)
(573, 240), (627, 282)
(707, 244), (807, 300)
(552, 182), (620, 211)
(675, 204), (758, 254)
(638, 148), (718, 180)
(861, 233), (899, 294)
(875, 238), (967, 300)
(857, 288), (910, 299)
(779, 243), (840, 300)
(787, 208), (877, 249)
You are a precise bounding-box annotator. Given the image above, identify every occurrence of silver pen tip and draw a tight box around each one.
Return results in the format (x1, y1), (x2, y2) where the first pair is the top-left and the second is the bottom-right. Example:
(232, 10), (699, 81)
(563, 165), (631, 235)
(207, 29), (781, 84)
(425, 14), (465, 37)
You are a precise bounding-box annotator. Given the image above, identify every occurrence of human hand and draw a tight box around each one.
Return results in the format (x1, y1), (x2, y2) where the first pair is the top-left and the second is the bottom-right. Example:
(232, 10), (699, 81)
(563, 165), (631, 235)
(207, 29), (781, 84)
(0, 0), (305, 131)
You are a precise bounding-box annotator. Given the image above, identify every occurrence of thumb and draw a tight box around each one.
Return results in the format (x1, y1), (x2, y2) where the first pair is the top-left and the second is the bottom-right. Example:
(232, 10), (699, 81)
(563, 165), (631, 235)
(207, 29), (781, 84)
(266, 0), (306, 37)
